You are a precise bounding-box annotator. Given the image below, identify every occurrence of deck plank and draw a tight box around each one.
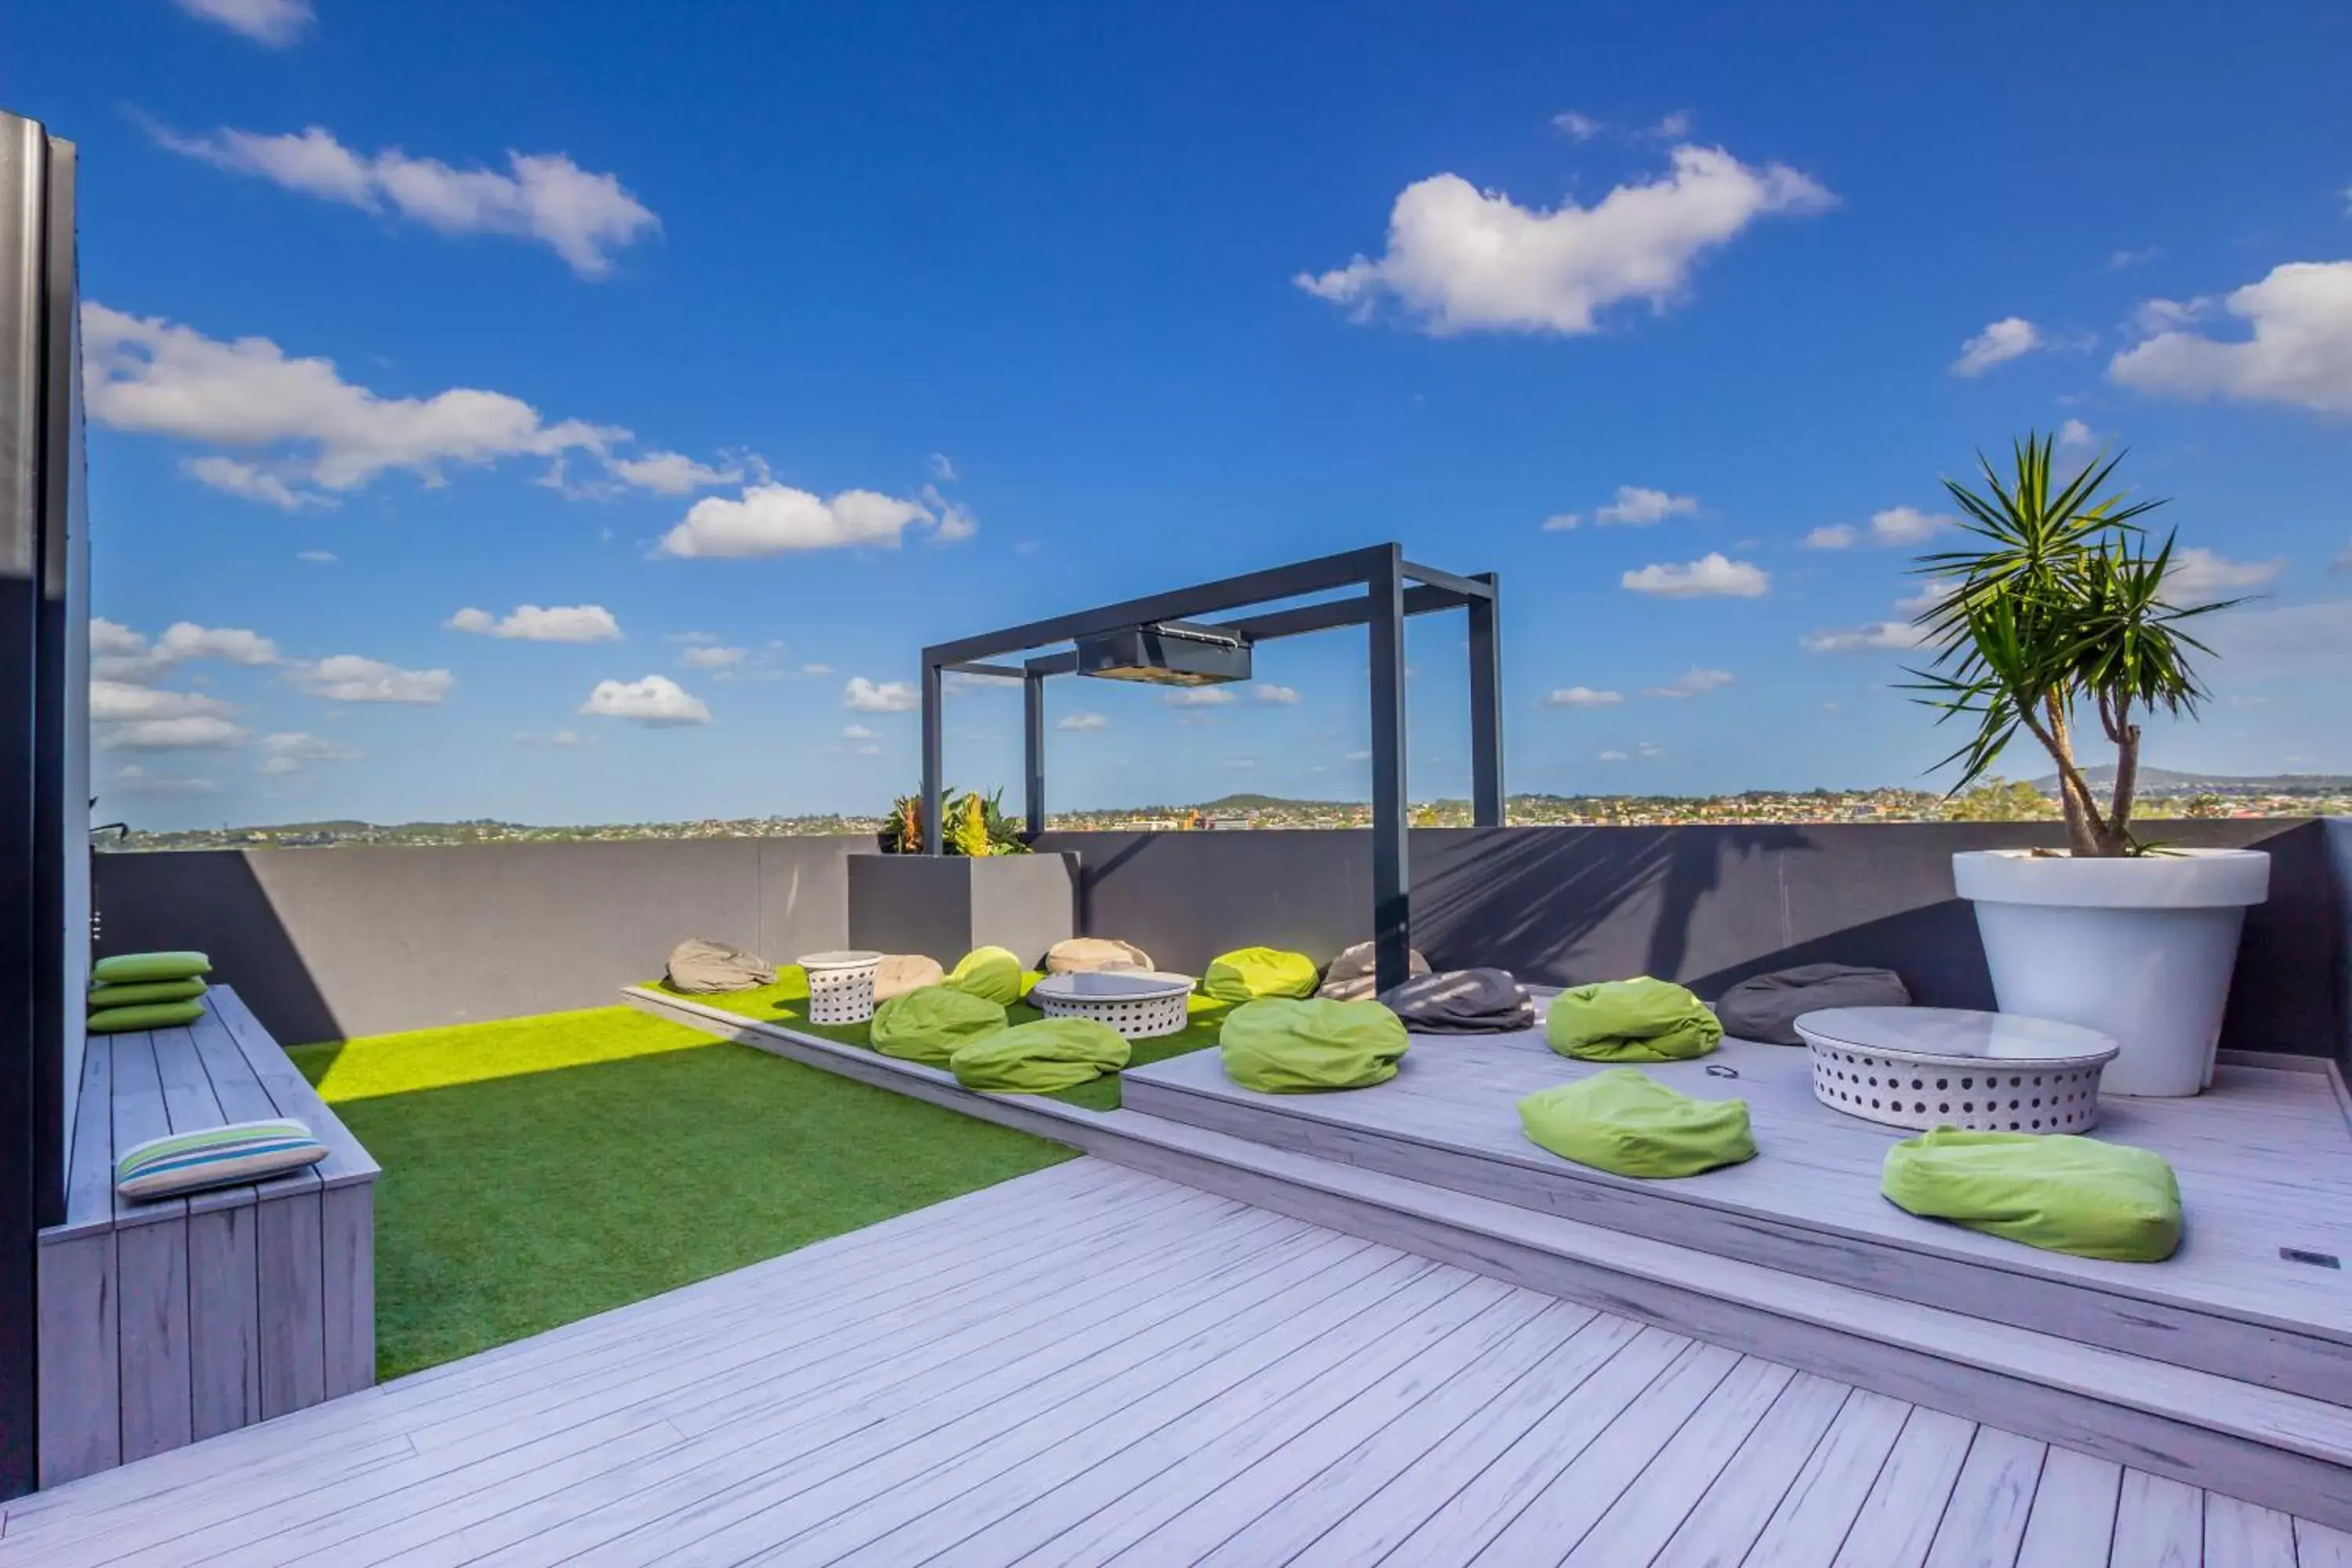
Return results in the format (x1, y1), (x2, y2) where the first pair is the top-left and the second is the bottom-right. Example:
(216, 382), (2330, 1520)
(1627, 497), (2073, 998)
(1923, 1425), (2045, 1568)
(1650, 1374), (1854, 1568)
(2013, 1446), (2120, 1568)
(2110, 1468), (2205, 1568)
(2205, 1494), (2299, 1567)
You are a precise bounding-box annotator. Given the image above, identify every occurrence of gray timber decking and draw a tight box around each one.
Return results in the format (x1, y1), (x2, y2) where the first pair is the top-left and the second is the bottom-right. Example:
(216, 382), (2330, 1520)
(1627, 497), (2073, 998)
(3, 1160), (2340, 1567)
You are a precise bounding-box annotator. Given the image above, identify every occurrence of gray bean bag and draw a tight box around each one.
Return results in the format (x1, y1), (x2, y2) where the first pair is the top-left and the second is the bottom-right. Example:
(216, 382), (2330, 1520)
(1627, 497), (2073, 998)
(1714, 963), (1911, 1044)
(1380, 968), (1534, 1034)
(1318, 940), (1432, 1001)
(666, 938), (776, 994)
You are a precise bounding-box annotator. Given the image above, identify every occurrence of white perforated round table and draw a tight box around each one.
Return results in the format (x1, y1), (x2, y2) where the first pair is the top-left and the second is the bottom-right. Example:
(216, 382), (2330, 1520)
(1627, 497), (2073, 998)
(1026, 971), (1196, 1040)
(797, 950), (883, 1025)
(1794, 1006), (2120, 1134)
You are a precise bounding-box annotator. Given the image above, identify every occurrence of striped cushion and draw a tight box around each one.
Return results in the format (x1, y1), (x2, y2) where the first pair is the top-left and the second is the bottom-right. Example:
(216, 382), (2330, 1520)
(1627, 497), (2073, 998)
(114, 1120), (328, 1201)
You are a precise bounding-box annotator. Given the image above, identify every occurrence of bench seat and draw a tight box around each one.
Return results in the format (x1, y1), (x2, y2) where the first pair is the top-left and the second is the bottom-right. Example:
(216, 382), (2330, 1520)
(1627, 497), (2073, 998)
(35, 985), (379, 1487)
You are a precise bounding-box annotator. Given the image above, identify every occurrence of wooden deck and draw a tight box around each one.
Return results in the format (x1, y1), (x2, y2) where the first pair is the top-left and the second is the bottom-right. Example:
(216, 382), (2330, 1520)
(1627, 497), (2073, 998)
(5, 1158), (2343, 1567)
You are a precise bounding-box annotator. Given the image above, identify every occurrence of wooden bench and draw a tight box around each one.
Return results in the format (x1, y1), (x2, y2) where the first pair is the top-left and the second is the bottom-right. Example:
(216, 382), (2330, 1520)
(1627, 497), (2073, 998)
(35, 985), (379, 1487)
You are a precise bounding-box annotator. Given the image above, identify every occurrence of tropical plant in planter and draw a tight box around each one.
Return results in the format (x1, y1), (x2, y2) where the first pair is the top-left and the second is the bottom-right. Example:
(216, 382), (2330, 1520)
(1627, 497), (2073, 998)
(1909, 434), (2270, 1097)
(876, 787), (1032, 855)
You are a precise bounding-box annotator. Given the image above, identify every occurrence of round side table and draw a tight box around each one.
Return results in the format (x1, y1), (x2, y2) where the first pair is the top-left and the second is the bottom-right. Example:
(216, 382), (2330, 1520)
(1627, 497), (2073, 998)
(1795, 1006), (2120, 1134)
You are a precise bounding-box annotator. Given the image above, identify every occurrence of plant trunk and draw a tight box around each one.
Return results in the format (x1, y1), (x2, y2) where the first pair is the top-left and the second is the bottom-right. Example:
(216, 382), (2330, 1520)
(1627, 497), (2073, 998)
(2038, 697), (2105, 857)
(2101, 722), (2140, 855)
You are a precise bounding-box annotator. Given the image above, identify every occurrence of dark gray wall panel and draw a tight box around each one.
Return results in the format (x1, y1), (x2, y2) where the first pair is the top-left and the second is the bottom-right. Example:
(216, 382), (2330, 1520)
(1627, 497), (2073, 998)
(1036, 818), (2343, 1059)
(93, 840), (862, 1044)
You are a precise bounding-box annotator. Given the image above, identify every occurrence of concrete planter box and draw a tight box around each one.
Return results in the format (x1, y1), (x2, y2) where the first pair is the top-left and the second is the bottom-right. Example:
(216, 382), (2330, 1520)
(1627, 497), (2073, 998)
(848, 852), (1078, 969)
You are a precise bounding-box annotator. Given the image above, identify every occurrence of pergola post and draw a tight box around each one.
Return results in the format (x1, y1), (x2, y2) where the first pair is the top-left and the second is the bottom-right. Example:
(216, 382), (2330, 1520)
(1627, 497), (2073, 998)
(1367, 546), (1411, 993)
(1022, 670), (1046, 838)
(919, 655), (944, 856)
(1468, 571), (1504, 828)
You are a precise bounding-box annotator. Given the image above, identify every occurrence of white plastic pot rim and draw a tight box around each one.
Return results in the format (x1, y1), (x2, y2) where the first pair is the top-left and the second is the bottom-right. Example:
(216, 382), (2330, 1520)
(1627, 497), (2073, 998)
(1951, 848), (2269, 909)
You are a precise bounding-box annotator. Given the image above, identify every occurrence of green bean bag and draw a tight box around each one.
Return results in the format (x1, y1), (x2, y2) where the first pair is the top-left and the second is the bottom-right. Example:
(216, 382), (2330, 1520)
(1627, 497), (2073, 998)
(91, 950), (211, 985)
(88, 978), (209, 1010)
(1220, 997), (1409, 1092)
(1881, 1127), (2183, 1262)
(943, 946), (1025, 1006)
(87, 1000), (207, 1034)
(1545, 976), (1722, 1062)
(1518, 1069), (1756, 1178)
(869, 985), (1007, 1066)
(1203, 946), (1319, 1004)
(949, 1018), (1130, 1093)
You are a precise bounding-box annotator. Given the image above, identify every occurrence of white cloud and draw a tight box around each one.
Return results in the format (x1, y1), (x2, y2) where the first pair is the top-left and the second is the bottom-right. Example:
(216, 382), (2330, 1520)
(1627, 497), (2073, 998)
(82, 304), (624, 493)
(801, 662), (834, 676)
(677, 644), (746, 670)
(2129, 296), (2212, 337)
(1653, 111), (1694, 139)
(151, 124), (658, 277)
(1541, 512), (1582, 532)
(185, 455), (321, 510)
(657, 484), (935, 557)
(2163, 547), (2284, 607)
(1800, 621), (1929, 653)
(1803, 524), (1856, 549)
(1870, 506), (1951, 545)
(2107, 246), (2161, 270)
(579, 674), (711, 726)
(2111, 262), (2352, 414)
(844, 677), (918, 713)
(927, 452), (959, 482)
(1621, 553), (1769, 598)
(160, 622), (278, 665)
(1952, 316), (2042, 376)
(1345, 750), (1372, 762)
(1058, 711), (1109, 731)
(446, 604), (621, 643)
(89, 619), (146, 657)
(1597, 749), (1630, 763)
(514, 728), (593, 749)
(1638, 740), (1665, 757)
(602, 451), (743, 495)
(1254, 683), (1301, 705)
(1894, 579), (1959, 615)
(2058, 418), (2096, 447)
(101, 715), (251, 750)
(1545, 686), (1624, 707)
(1551, 111), (1602, 142)
(1642, 667), (1735, 698)
(841, 723), (877, 742)
(89, 681), (233, 722)
(2334, 542), (2352, 573)
(1164, 687), (1237, 706)
(1221, 757), (1256, 771)
(110, 764), (222, 795)
(257, 731), (358, 774)
(1594, 485), (1699, 526)
(1295, 144), (1834, 336)
(175, 0), (310, 46)
(296, 550), (337, 564)
(292, 654), (455, 704)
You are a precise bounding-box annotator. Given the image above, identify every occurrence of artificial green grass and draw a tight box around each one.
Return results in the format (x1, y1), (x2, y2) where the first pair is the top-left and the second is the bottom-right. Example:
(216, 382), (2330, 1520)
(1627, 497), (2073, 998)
(289, 1006), (1073, 1379)
(656, 966), (1232, 1111)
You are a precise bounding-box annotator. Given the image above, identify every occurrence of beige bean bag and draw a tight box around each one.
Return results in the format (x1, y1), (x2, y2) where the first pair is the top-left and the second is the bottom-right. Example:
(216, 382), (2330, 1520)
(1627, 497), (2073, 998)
(1316, 939), (1431, 1001)
(1045, 937), (1155, 975)
(873, 953), (946, 1003)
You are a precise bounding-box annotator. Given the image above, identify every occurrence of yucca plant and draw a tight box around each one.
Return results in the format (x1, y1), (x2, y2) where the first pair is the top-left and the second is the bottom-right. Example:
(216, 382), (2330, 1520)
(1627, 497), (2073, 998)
(876, 786), (1033, 855)
(1905, 434), (2241, 857)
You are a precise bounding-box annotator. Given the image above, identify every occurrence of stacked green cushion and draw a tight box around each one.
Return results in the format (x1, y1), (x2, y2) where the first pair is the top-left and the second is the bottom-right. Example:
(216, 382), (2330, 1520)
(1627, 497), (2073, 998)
(1220, 996), (1409, 1093)
(943, 946), (1025, 1007)
(88, 1000), (207, 1034)
(1202, 946), (1319, 1004)
(91, 950), (211, 985)
(869, 985), (1007, 1066)
(1881, 1127), (2183, 1262)
(1518, 1069), (1757, 1178)
(89, 978), (209, 1009)
(1544, 976), (1722, 1062)
(949, 1018), (1130, 1093)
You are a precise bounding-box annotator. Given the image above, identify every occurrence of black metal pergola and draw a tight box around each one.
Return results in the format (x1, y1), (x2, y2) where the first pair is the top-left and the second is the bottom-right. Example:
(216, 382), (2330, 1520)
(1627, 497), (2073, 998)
(920, 543), (1502, 993)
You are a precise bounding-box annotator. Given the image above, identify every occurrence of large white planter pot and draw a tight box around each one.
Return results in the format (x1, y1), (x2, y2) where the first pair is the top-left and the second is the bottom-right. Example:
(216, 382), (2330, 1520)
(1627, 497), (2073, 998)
(1952, 848), (2269, 1098)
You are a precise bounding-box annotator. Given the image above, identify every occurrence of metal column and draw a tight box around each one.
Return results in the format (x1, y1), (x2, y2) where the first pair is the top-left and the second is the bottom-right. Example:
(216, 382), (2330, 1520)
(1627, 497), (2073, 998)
(1468, 571), (1504, 827)
(1022, 671), (1045, 838)
(1366, 546), (1410, 993)
(918, 656), (944, 856)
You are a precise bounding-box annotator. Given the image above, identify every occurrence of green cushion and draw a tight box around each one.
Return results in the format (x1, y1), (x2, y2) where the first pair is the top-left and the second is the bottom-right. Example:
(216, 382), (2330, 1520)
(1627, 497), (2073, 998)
(1518, 1069), (1757, 1178)
(91, 950), (212, 985)
(115, 1119), (327, 1200)
(1544, 977), (1722, 1062)
(949, 1018), (1130, 1093)
(1202, 946), (1320, 1004)
(89, 978), (209, 1010)
(869, 985), (1007, 1066)
(1881, 1127), (2183, 1262)
(942, 946), (1025, 1007)
(87, 1000), (207, 1034)
(1219, 996), (1409, 1093)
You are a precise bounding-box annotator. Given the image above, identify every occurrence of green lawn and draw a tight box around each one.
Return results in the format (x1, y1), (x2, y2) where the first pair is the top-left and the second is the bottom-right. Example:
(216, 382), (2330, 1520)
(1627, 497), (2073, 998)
(657, 965), (1232, 1111)
(289, 1006), (1074, 1379)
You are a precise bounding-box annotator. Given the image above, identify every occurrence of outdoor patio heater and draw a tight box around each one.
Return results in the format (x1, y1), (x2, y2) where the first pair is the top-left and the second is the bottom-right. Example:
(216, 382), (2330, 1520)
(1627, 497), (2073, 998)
(919, 543), (1502, 993)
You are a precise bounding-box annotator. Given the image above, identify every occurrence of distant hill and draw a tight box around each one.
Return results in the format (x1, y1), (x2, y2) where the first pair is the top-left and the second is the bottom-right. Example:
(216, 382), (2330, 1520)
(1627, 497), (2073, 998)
(2029, 766), (2352, 795)
(1192, 793), (1357, 811)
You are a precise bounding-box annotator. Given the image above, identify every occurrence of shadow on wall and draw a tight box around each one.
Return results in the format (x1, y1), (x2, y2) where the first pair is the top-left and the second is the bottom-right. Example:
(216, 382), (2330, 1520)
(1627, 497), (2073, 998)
(95, 851), (339, 1044)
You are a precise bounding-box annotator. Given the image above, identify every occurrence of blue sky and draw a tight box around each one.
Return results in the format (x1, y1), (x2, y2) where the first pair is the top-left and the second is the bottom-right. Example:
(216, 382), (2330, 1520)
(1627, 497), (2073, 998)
(16, 0), (2352, 828)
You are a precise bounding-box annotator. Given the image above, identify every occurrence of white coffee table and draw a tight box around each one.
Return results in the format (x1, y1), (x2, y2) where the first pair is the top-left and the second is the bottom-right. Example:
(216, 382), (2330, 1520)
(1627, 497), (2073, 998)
(1027, 971), (1196, 1039)
(1795, 1006), (2121, 1134)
